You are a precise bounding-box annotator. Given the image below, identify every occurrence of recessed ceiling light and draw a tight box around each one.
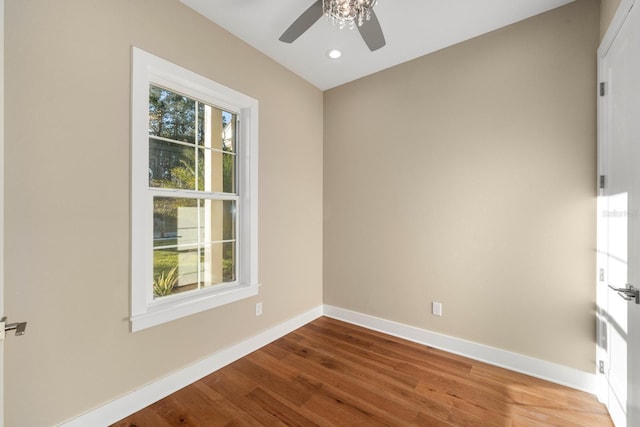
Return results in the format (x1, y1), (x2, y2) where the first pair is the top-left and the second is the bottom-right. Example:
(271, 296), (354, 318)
(327, 49), (342, 59)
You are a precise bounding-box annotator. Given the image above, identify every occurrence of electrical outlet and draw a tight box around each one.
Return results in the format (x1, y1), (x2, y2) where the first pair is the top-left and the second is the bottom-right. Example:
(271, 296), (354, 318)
(432, 302), (442, 317)
(255, 302), (263, 317)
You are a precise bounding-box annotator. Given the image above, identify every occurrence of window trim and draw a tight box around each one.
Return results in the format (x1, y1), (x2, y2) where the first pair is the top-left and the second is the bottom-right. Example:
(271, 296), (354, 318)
(131, 47), (259, 332)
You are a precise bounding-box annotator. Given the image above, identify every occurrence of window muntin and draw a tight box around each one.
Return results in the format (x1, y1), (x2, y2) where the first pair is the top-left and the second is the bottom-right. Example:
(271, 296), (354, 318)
(148, 86), (238, 301)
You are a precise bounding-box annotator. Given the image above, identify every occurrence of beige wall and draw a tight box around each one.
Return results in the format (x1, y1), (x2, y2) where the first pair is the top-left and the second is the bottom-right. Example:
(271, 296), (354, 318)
(600, 0), (622, 39)
(324, 0), (599, 373)
(3, 0), (604, 424)
(4, 0), (323, 425)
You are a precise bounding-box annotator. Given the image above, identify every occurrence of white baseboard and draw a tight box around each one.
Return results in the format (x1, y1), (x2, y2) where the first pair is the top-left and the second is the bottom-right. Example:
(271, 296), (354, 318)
(322, 305), (597, 394)
(59, 304), (597, 425)
(58, 306), (323, 427)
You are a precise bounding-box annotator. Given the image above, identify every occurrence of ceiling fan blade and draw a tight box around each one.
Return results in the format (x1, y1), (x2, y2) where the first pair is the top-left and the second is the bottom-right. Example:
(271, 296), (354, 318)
(279, 0), (324, 43)
(357, 10), (386, 51)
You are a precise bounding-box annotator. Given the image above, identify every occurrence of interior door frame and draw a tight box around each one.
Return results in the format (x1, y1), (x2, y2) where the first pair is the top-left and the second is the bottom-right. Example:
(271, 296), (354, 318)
(0, 1), (5, 425)
(596, 0), (639, 423)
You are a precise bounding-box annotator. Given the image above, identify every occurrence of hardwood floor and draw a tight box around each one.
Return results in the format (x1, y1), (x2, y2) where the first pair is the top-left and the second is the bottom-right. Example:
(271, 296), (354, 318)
(113, 317), (612, 426)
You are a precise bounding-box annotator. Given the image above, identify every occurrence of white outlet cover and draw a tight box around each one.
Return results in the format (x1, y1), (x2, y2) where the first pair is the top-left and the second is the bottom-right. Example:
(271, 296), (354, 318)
(432, 302), (442, 317)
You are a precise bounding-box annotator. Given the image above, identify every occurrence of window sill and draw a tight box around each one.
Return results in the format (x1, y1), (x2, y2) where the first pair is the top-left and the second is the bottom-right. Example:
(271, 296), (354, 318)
(130, 282), (260, 332)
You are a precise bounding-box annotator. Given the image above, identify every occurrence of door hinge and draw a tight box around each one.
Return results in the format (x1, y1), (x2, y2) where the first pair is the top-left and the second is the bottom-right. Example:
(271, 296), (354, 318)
(600, 82), (606, 96)
(599, 175), (606, 189)
(599, 360), (605, 374)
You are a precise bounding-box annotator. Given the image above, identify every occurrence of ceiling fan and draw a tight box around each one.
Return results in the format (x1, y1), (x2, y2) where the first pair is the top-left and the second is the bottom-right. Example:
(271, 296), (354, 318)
(279, 0), (386, 52)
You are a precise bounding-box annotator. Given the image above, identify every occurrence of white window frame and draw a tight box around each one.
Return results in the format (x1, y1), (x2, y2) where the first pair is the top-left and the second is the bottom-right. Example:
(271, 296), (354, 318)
(131, 47), (259, 332)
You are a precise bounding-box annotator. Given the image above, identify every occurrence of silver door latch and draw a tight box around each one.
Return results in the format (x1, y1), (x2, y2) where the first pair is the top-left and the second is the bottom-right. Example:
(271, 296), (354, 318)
(0, 317), (28, 340)
(608, 284), (640, 304)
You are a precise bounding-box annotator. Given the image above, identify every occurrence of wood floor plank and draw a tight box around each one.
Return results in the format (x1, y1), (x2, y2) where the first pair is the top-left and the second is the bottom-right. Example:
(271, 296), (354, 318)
(190, 381), (266, 427)
(301, 387), (399, 427)
(272, 334), (455, 423)
(201, 367), (309, 426)
(306, 319), (474, 376)
(414, 410), (459, 426)
(414, 376), (513, 426)
(275, 333), (420, 396)
(314, 317), (475, 364)
(165, 383), (236, 426)
(271, 338), (425, 423)
(292, 327), (424, 388)
(245, 386), (320, 427)
(113, 317), (613, 427)
(230, 356), (318, 407)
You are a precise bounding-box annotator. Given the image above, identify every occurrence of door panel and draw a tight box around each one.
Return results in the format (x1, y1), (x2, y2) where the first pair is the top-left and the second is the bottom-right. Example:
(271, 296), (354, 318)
(0, 1), (5, 424)
(598, 1), (640, 426)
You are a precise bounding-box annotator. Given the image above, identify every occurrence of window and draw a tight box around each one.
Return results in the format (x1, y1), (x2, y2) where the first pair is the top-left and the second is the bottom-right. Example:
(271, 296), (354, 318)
(131, 48), (259, 332)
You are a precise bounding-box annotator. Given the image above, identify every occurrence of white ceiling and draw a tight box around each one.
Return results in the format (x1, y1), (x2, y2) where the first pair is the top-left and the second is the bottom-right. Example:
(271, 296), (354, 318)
(180, 0), (575, 91)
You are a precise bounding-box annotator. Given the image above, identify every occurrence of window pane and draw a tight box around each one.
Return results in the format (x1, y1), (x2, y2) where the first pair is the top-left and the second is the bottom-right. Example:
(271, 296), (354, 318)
(149, 139), (196, 189)
(152, 247), (179, 297)
(222, 112), (236, 153)
(153, 197), (236, 299)
(196, 102), (205, 146)
(149, 85), (196, 144)
(149, 86), (239, 192)
(223, 200), (236, 241)
(200, 242), (236, 287)
(222, 241), (236, 282)
(154, 197), (198, 246)
(154, 198), (236, 245)
(152, 246), (199, 298)
(153, 241), (236, 299)
(197, 107), (236, 153)
(196, 148), (236, 194)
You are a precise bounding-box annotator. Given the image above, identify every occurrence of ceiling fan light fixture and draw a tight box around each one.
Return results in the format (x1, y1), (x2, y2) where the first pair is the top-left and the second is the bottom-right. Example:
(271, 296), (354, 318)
(322, 0), (378, 30)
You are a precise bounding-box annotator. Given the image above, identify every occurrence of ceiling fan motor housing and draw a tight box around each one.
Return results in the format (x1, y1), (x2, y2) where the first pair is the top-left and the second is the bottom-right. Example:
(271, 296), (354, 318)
(323, 0), (378, 28)
(279, 0), (385, 52)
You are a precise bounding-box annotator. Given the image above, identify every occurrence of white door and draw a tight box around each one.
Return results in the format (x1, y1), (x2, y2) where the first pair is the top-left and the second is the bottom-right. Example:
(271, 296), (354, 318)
(0, 1), (5, 425)
(597, 0), (640, 426)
